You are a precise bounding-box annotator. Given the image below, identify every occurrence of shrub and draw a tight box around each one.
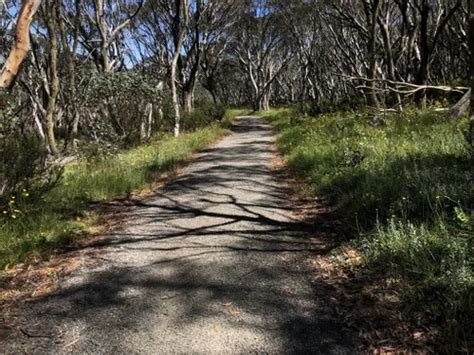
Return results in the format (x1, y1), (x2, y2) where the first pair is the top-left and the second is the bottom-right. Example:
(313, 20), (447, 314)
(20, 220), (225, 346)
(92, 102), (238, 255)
(0, 132), (62, 205)
(182, 102), (226, 131)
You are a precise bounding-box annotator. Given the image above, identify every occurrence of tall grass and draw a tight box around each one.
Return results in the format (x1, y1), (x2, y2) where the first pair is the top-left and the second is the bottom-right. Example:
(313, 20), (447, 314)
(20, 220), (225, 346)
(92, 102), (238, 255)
(0, 126), (226, 269)
(262, 107), (473, 347)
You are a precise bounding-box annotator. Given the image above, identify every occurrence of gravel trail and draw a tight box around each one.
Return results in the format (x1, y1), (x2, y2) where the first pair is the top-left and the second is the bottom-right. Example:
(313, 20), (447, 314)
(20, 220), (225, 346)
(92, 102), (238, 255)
(3, 117), (354, 354)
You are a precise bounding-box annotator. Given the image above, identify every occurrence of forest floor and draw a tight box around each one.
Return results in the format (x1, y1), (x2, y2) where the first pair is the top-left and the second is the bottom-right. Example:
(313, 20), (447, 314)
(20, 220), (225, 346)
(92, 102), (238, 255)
(1, 117), (355, 354)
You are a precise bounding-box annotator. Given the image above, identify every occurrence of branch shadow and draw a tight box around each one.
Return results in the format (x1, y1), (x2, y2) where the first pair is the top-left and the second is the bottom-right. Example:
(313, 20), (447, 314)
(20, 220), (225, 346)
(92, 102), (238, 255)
(5, 117), (355, 353)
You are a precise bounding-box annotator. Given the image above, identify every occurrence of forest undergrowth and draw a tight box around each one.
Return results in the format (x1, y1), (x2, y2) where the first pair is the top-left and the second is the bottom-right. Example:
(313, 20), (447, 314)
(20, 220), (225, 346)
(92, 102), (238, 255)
(262, 107), (473, 352)
(0, 124), (228, 270)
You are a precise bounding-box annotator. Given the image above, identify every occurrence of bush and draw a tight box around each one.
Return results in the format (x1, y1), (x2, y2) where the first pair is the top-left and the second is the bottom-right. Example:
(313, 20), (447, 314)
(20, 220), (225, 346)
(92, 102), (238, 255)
(0, 132), (62, 205)
(79, 70), (165, 147)
(182, 102), (226, 131)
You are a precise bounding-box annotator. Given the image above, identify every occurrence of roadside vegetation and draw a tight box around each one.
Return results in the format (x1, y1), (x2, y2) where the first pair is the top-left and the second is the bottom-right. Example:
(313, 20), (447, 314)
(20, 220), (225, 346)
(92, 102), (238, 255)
(1, 0), (473, 352)
(0, 124), (227, 269)
(261, 107), (473, 350)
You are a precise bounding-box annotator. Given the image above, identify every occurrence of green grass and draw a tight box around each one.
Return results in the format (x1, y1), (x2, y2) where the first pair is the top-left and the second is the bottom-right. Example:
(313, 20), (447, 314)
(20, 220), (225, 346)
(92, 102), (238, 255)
(0, 125), (227, 269)
(261, 107), (473, 347)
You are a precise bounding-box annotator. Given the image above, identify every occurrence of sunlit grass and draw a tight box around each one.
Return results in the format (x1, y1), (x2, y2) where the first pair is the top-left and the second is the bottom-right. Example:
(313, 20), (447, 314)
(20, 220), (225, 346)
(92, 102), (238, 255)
(0, 125), (227, 269)
(262, 107), (473, 344)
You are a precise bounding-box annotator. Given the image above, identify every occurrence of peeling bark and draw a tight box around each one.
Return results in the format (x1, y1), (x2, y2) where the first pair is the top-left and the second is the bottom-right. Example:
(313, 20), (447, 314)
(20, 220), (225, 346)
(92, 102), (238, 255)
(0, 0), (41, 91)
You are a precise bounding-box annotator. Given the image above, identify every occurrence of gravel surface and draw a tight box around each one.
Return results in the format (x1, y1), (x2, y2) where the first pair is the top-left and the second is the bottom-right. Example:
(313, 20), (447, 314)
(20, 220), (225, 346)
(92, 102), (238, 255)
(3, 117), (354, 354)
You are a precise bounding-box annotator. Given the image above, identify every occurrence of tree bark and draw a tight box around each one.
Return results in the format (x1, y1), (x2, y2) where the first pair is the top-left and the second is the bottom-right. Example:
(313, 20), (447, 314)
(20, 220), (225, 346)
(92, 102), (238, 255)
(44, 1), (60, 156)
(171, 0), (189, 137)
(470, 0), (474, 115)
(469, 0), (474, 172)
(0, 0), (41, 117)
(60, 0), (80, 150)
(184, 89), (194, 113)
(363, 0), (381, 108)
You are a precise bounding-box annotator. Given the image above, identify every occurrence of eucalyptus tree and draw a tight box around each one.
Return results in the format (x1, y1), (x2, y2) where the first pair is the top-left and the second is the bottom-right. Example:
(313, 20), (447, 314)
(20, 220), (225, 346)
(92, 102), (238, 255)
(199, 0), (240, 103)
(0, 0), (41, 94)
(80, 0), (144, 73)
(233, 0), (292, 111)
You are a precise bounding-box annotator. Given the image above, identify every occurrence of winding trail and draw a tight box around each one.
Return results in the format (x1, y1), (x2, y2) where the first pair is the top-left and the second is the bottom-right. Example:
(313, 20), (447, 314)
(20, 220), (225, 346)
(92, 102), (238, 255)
(4, 117), (353, 354)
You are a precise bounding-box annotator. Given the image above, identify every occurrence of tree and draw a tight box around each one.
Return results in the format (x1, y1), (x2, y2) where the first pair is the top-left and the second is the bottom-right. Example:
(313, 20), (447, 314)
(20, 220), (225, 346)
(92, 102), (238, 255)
(170, 0), (189, 137)
(234, 0), (291, 111)
(0, 0), (41, 97)
(469, 0), (474, 171)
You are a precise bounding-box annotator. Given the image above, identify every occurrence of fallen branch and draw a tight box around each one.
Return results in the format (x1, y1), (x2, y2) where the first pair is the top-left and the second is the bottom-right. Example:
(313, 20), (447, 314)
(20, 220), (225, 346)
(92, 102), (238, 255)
(350, 78), (468, 96)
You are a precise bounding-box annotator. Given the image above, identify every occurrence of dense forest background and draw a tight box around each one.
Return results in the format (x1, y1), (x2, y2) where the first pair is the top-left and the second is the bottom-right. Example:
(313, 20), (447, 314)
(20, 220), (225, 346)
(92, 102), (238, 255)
(0, 0), (473, 352)
(0, 1), (470, 163)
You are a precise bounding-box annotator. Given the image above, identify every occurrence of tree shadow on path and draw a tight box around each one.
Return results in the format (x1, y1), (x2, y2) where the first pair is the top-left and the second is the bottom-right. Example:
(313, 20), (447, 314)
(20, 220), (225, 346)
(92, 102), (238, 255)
(4, 117), (356, 354)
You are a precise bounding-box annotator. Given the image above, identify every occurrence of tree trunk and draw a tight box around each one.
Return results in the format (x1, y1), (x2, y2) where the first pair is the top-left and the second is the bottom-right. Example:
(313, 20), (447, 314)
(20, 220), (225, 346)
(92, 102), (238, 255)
(415, 1), (431, 102)
(94, 0), (112, 73)
(184, 89), (194, 113)
(363, 0), (381, 108)
(171, 58), (182, 137)
(469, 0), (474, 173)
(140, 103), (153, 142)
(59, 0), (80, 150)
(45, 1), (60, 156)
(449, 89), (471, 119)
(171, 0), (189, 137)
(0, 0), (41, 91)
(262, 92), (270, 111)
(0, 0), (41, 119)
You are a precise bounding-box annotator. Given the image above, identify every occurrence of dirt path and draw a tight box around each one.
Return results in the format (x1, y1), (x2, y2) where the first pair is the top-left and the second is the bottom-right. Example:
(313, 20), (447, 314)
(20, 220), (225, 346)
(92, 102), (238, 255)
(3, 117), (354, 354)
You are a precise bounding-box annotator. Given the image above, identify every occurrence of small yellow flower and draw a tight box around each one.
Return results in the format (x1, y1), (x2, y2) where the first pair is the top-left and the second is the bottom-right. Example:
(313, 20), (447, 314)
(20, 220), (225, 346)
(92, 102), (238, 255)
(2, 211), (7, 214)
(13, 209), (20, 213)
(23, 192), (30, 197)
(11, 215), (17, 219)
(11, 196), (15, 200)
(76, 217), (81, 222)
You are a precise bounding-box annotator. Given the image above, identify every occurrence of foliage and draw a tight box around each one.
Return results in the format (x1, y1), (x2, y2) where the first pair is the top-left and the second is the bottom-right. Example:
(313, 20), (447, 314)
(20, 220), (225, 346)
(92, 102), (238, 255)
(79, 70), (165, 146)
(0, 125), (226, 269)
(181, 102), (226, 131)
(0, 132), (62, 204)
(262, 107), (473, 348)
